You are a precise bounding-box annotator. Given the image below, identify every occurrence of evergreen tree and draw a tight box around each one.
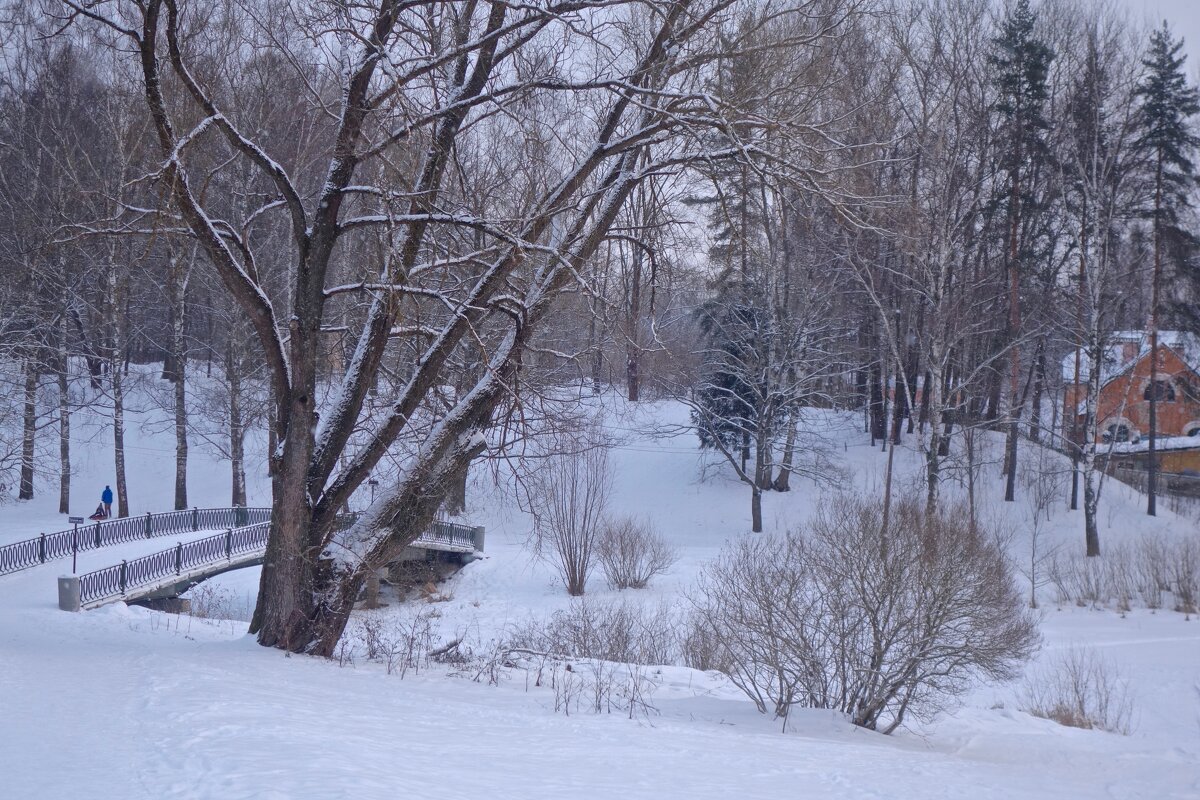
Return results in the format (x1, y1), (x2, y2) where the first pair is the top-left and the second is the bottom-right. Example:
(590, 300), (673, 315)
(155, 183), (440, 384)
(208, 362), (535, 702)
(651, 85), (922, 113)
(989, 0), (1054, 503)
(1135, 21), (1199, 516)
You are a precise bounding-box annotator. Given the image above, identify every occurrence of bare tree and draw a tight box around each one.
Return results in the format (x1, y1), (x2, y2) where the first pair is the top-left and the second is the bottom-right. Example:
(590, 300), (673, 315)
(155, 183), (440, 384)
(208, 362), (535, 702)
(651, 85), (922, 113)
(527, 438), (612, 596)
(50, 0), (865, 654)
(1061, 11), (1148, 557)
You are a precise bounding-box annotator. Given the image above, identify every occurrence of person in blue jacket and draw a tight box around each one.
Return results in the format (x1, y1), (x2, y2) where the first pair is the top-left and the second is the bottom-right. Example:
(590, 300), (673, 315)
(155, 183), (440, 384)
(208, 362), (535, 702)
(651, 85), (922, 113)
(101, 485), (113, 517)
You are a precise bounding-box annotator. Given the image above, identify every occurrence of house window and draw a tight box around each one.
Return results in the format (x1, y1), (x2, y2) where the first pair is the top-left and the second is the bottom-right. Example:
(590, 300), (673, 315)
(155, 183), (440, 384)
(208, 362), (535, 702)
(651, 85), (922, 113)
(1103, 424), (1132, 443)
(1186, 426), (1200, 438)
(1143, 380), (1176, 401)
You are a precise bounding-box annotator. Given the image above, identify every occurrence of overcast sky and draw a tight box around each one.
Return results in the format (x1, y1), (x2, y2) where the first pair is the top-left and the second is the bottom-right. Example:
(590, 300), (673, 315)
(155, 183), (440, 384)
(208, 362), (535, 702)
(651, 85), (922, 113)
(1120, 0), (1200, 72)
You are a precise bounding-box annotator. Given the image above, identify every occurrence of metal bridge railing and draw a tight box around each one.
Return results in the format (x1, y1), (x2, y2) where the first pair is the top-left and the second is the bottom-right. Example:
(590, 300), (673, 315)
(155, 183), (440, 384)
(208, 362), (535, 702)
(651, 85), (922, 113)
(57, 513), (483, 610)
(76, 522), (272, 607)
(0, 506), (271, 577)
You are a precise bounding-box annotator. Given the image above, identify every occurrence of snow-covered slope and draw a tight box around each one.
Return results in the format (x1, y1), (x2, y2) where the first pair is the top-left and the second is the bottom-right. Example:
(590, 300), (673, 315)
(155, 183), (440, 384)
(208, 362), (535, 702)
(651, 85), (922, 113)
(1, 390), (1197, 799)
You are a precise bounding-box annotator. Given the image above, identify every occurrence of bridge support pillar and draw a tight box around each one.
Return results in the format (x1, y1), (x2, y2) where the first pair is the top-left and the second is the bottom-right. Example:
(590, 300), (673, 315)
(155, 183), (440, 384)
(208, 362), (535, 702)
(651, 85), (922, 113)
(58, 576), (81, 612)
(472, 525), (485, 553)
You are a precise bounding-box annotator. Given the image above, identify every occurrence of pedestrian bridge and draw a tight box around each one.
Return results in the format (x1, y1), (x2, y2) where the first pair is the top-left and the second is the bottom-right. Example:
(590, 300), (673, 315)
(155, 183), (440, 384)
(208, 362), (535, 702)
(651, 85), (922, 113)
(0, 507), (481, 612)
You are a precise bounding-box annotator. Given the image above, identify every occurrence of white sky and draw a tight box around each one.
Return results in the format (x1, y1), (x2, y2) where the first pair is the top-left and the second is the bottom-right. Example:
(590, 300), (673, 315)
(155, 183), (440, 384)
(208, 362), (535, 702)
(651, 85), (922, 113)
(1121, 0), (1200, 73)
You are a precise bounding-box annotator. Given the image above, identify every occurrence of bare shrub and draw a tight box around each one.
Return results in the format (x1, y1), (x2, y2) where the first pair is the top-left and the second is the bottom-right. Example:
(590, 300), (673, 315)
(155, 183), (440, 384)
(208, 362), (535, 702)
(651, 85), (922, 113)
(688, 535), (818, 720)
(597, 516), (679, 590)
(1136, 534), (1172, 609)
(1049, 535), (1199, 613)
(680, 613), (727, 672)
(1020, 647), (1134, 734)
(1105, 544), (1138, 613)
(1172, 537), (1200, 614)
(1019, 448), (1065, 608)
(1048, 552), (1110, 608)
(691, 495), (1040, 733)
(349, 607), (436, 677)
(527, 441), (611, 596)
(186, 583), (254, 622)
(510, 599), (678, 666)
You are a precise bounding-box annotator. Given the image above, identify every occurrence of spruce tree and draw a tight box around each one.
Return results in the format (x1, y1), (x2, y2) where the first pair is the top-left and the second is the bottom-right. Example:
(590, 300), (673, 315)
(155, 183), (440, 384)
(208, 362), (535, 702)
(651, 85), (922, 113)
(990, 0), (1053, 503)
(1136, 21), (1199, 516)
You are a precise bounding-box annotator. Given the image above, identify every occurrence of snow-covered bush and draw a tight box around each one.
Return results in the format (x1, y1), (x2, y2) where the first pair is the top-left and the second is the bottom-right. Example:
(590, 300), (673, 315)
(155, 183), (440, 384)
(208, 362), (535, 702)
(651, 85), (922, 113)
(1020, 647), (1133, 734)
(691, 495), (1039, 733)
(597, 516), (679, 590)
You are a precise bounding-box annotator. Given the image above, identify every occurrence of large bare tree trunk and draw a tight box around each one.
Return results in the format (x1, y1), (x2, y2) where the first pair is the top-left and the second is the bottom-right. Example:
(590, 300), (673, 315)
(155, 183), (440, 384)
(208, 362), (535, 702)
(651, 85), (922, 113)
(266, 388), (278, 479)
(750, 485), (763, 533)
(1081, 328), (1105, 557)
(626, 238), (644, 402)
(18, 355), (37, 501)
(445, 468), (467, 516)
(1147, 160), (1163, 517)
(1027, 337), (1045, 443)
(58, 310), (70, 514)
(754, 424), (771, 491)
(108, 260), (129, 518)
(174, 368), (188, 510)
(1003, 144), (1022, 504)
(168, 255), (189, 510)
(773, 421), (797, 491)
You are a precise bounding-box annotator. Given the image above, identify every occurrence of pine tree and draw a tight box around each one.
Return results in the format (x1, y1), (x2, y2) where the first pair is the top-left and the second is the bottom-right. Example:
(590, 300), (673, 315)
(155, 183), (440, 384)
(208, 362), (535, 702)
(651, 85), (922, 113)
(1135, 21), (1199, 517)
(989, 0), (1054, 503)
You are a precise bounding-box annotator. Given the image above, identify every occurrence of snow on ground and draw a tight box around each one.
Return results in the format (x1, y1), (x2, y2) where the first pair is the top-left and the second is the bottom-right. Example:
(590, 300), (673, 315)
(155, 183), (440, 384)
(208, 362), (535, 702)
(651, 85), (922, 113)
(1, 388), (1198, 798)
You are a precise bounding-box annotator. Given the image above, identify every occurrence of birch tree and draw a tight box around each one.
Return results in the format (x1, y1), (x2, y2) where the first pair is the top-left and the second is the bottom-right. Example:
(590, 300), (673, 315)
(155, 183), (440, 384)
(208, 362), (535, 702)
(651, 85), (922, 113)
(1062, 13), (1145, 557)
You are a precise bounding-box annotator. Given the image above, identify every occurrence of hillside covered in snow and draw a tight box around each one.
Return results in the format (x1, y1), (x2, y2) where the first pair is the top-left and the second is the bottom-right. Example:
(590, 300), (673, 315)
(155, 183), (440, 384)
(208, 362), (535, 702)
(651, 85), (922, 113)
(1, 391), (1196, 799)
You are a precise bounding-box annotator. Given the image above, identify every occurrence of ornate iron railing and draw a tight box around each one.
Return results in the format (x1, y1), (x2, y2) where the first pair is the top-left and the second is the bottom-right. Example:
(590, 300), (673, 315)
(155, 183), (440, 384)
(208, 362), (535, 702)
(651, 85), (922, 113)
(331, 513), (477, 550)
(0, 506), (270, 577)
(71, 515), (482, 608)
(426, 518), (479, 549)
(78, 522), (272, 606)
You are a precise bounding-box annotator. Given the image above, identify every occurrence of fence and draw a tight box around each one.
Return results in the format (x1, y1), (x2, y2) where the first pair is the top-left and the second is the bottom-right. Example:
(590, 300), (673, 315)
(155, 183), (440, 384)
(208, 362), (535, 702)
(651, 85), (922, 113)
(61, 514), (484, 610)
(75, 522), (272, 607)
(426, 518), (480, 550)
(0, 506), (270, 577)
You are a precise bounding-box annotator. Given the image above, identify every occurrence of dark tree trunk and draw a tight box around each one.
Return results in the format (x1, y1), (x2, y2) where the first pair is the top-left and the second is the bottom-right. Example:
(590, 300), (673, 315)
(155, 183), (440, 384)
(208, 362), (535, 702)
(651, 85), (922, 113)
(445, 466), (468, 516)
(1028, 338), (1046, 442)
(750, 485), (762, 533)
(170, 257), (188, 510)
(110, 263), (129, 518)
(1147, 159), (1164, 517)
(773, 421), (796, 491)
(869, 360), (886, 443)
(18, 356), (37, 501)
(626, 243), (643, 402)
(58, 313), (71, 514)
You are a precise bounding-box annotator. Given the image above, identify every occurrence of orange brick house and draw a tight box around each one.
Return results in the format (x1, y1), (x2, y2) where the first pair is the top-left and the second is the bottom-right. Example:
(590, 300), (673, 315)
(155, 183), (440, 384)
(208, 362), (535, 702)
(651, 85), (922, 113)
(1062, 331), (1200, 449)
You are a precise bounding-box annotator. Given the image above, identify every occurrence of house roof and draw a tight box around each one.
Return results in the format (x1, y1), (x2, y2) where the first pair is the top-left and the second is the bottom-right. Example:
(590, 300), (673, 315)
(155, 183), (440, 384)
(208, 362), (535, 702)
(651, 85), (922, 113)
(1060, 330), (1200, 384)
(1107, 434), (1200, 454)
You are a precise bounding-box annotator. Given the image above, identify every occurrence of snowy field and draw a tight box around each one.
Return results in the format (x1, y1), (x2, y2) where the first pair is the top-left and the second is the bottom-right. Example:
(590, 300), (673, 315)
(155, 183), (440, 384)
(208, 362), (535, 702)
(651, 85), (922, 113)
(1, 391), (1198, 799)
